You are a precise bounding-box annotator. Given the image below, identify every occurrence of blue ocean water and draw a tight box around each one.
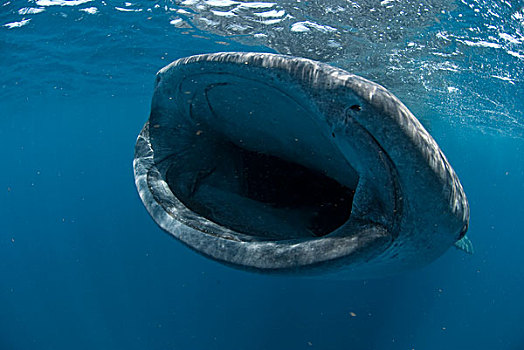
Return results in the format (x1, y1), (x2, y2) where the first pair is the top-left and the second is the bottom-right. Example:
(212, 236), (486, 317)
(1, 1), (523, 349)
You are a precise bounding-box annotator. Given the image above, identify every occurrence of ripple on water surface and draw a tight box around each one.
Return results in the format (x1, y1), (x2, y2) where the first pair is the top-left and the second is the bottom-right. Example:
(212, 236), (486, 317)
(1, 0), (522, 137)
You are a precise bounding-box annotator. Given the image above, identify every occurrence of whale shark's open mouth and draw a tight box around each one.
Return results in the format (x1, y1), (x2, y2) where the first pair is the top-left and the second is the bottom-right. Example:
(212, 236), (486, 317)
(162, 77), (362, 241)
(134, 52), (470, 276)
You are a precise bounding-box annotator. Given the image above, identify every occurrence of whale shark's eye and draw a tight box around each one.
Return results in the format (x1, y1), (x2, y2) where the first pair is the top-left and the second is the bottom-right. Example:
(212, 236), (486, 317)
(458, 222), (469, 240)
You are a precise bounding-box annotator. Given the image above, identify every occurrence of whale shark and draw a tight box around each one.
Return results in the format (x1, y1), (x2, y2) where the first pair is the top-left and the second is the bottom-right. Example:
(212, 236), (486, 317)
(133, 52), (471, 278)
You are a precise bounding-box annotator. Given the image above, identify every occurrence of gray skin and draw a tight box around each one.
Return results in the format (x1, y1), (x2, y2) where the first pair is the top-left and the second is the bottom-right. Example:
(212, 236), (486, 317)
(133, 52), (470, 278)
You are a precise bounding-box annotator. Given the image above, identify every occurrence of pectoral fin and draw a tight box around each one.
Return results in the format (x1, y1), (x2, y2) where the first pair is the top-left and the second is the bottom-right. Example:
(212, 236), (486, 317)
(454, 235), (474, 255)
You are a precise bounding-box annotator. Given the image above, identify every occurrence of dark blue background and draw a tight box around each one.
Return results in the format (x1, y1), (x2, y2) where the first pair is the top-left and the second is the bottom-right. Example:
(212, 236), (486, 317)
(1, 2), (524, 349)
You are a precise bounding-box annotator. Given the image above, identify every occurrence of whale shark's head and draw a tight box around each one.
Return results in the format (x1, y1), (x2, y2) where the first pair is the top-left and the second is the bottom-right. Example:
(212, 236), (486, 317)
(134, 52), (469, 278)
